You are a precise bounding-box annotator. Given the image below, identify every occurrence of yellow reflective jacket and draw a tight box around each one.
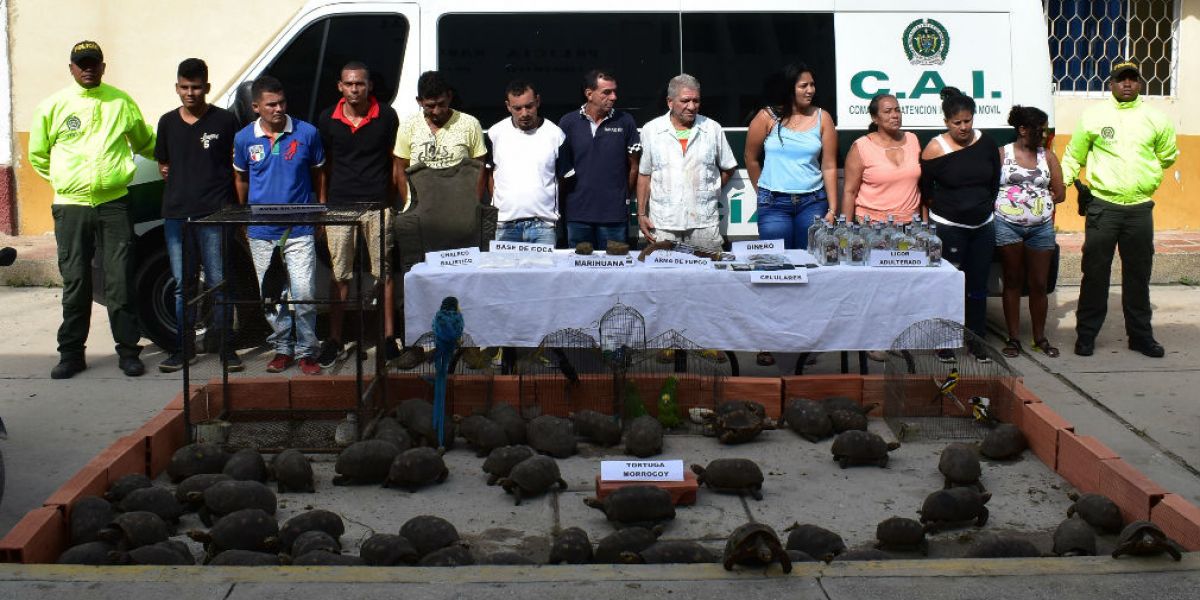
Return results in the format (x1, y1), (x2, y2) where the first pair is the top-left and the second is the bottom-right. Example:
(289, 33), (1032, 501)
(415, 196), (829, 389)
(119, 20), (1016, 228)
(1061, 96), (1178, 205)
(28, 82), (156, 206)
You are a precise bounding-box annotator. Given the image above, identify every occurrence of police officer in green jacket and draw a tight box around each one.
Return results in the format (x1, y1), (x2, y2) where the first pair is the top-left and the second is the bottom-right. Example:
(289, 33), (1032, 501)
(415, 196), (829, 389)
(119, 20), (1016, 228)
(1062, 59), (1179, 358)
(28, 41), (156, 378)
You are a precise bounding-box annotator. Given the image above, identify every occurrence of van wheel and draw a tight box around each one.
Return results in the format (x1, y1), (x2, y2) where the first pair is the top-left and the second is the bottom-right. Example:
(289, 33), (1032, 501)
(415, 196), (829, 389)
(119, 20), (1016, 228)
(134, 248), (187, 352)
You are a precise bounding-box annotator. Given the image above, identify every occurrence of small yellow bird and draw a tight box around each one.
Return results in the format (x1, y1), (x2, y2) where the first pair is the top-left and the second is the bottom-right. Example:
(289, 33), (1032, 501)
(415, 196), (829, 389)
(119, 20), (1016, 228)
(934, 368), (965, 413)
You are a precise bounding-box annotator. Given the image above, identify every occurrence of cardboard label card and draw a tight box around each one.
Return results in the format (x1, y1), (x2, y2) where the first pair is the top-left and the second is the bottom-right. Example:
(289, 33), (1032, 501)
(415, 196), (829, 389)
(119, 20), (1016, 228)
(868, 250), (929, 267)
(425, 247), (480, 268)
(750, 271), (808, 284)
(732, 239), (784, 255)
(645, 251), (712, 269)
(489, 240), (556, 254)
(570, 254), (636, 268)
(600, 460), (684, 482)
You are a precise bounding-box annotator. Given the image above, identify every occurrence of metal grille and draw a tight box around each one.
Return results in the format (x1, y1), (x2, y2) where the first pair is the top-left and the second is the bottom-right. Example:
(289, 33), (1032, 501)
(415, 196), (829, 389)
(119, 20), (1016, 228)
(1045, 0), (1180, 96)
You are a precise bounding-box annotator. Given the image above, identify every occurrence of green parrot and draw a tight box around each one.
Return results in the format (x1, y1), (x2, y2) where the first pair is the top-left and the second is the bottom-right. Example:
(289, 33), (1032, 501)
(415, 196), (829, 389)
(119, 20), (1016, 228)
(623, 380), (648, 420)
(657, 376), (682, 428)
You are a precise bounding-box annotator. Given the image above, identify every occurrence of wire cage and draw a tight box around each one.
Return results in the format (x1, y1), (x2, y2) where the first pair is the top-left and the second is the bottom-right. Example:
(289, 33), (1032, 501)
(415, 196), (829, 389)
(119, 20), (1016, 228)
(516, 328), (609, 418)
(624, 330), (731, 430)
(598, 302), (646, 372)
(882, 319), (1021, 442)
(391, 331), (495, 418)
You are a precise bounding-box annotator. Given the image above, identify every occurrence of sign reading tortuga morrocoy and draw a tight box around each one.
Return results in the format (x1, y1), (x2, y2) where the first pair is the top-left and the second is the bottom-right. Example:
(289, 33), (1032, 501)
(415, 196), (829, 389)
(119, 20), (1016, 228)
(601, 460), (684, 481)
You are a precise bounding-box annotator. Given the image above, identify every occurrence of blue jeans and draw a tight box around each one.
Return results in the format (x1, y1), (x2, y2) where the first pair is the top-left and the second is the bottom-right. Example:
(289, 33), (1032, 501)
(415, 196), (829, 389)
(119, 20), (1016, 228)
(755, 188), (829, 249)
(566, 221), (627, 248)
(937, 220), (996, 339)
(164, 217), (226, 354)
(497, 218), (557, 245)
(249, 236), (319, 359)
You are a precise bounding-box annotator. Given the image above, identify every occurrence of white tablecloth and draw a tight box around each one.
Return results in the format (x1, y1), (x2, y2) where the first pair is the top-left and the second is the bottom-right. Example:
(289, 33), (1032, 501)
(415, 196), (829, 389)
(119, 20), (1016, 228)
(403, 251), (964, 352)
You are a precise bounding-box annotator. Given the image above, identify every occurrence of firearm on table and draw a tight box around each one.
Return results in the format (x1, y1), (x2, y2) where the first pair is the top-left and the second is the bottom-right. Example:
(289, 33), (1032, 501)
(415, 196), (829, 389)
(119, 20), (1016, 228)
(637, 240), (735, 262)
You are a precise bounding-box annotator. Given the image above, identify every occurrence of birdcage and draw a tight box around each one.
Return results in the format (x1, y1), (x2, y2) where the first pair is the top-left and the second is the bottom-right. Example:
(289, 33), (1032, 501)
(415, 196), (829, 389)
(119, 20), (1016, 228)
(623, 330), (731, 431)
(882, 319), (1021, 442)
(516, 328), (609, 418)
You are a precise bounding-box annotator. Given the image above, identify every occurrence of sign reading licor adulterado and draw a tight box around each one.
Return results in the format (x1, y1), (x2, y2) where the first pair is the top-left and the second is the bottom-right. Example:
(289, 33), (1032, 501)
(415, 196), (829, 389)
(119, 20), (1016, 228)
(836, 13), (1013, 129)
(600, 460), (684, 482)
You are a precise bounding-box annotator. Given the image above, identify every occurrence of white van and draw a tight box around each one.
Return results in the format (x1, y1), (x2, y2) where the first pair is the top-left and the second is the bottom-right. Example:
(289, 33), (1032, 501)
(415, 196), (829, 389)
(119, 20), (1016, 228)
(124, 0), (1054, 348)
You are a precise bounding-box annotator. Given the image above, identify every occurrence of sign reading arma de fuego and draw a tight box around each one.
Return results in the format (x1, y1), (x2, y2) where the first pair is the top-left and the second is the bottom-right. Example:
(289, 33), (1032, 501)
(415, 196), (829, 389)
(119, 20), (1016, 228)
(836, 13), (1013, 129)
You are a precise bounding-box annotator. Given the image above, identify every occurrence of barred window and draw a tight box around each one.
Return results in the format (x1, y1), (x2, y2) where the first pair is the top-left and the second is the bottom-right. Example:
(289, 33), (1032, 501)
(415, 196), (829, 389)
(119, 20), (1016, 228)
(1045, 0), (1179, 96)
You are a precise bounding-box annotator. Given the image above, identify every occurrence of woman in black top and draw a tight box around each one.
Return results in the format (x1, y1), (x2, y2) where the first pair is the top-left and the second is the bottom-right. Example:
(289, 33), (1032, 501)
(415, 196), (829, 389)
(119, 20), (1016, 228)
(920, 87), (1001, 361)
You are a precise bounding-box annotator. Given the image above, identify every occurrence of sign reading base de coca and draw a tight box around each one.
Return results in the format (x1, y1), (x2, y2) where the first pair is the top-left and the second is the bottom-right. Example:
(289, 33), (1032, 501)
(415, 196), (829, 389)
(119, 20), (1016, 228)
(600, 460), (684, 482)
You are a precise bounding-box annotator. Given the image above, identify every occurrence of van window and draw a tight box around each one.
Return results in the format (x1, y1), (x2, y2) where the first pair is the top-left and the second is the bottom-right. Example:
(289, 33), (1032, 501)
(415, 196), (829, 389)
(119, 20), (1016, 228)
(681, 12), (837, 127)
(438, 13), (681, 127)
(267, 14), (409, 122)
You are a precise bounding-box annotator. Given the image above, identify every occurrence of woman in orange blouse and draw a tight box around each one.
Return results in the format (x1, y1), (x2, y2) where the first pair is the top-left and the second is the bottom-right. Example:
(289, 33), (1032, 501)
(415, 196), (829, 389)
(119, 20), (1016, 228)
(841, 94), (923, 223)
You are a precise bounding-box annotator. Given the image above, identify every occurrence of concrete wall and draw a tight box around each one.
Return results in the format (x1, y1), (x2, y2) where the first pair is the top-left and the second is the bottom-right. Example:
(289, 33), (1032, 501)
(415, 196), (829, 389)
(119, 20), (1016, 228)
(1, 0), (14, 234)
(1053, 0), (1198, 232)
(7, 0), (305, 235)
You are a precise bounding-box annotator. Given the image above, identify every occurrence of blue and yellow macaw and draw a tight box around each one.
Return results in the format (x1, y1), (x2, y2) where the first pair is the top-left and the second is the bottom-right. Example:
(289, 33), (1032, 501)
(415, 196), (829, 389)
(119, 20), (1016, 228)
(432, 296), (463, 448)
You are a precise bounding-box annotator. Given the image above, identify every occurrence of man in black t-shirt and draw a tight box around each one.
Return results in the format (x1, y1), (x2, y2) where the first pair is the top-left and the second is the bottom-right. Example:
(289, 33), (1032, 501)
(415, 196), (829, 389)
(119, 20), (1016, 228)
(154, 58), (242, 373)
(316, 61), (401, 367)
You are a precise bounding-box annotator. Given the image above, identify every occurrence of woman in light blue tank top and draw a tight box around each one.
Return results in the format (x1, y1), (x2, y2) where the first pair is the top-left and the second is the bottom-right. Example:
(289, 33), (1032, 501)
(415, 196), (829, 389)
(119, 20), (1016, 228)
(745, 62), (839, 251)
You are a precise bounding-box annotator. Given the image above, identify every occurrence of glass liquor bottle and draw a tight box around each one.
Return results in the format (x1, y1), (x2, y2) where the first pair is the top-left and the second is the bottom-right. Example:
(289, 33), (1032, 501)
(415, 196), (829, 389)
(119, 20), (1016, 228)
(926, 224), (943, 265)
(847, 224), (868, 266)
(833, 215), (850, 263)
(892, 222), (917, 252)
(806, 214), (824, 252)
(817, 222), (840, 266)
(881, 214), (898, 249)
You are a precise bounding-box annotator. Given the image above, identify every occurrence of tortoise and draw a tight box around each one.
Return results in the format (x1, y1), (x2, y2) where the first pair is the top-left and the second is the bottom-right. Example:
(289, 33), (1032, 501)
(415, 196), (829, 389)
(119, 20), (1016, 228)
(716, 400), (768, 420)
(938, 442), (984, 491)
(488, 403), (528, 445)
(270, 448), (315, 493)
(383, 447), (449, 491)
(584, 485), (676, 529)
(109, 540), (194, 565)
(400, 515), (461, 559)
(835, 549), (891, 561)
(58, 541), (118, 565)
(1053, 517), (1097, 557)
(822, 397), (879, 416)
(874, 517), (928, 554)
(333, 439), (402, 485)
(968, 535), (1041, 558)
(979, 423), (1028, 460)
(707, 409), (775, 445)
(594, 526), (661, 563)
(456, 414), (509, 457)
(69, 495), (115, 545)
(166, 443), (230, 483)
(175, 473), (232, 509)
(624, 415), (664, 458)
(622, 540), (716, 564)
(784, 523), (846, 563)
(786, 549), (816, 563)
(195, 480), (277, 526)
(482, 445), (535, 486)
(188, 508), (279, 558)
(119, 486), (185, 523)
(368, 416), (413, 452)
(222, 448), (269, 482)
(291, 550), (365, 566)
(291, 530), (341, 558)
(104, 473), (152, 503)
(279, 509), (345, 554)
(1111, 521), (1183, 561)
(827, 409), (869, 433)
(831, 430), (901, 468)
(419, 544), (475, 566)
(395, 398), (447, 448)
(527, 415), (577, 458)
(499, 454), (567, 505)
(360, 533), (419, 566)
(918, 487), (992, 532)
(98, 511), (170, 550)
(723, 522), (791, 573)
(782, 398), (833, 443)
(548, 527), (593, 564)
(1066, 492), (1124, 534)
(572, 409), (623, 447)
(691, 458), (765, 500)
(208, 549), (284, 566)
(482, 551), (539, 565)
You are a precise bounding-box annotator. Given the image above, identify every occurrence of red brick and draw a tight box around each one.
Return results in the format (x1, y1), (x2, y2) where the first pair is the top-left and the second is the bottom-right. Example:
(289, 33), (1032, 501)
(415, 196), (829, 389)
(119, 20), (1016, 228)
(492, 375), (520, 405)
(209, 377), (289, 411)
(1150, 494), (1200, 551)
(725, 377), (783, 418)
(164, 385), (204, 410)
(1098, 458), (1167, 523)
(782, 375), (862, 404)
(1055, 433), (1118, 493)
(98, 434), (149, 481)
(133, 409), (187, 478)
(388, 373), (434, 407)
(42, 462), (108, 514)
(1021, 403), (1074, 470)
(291, 375), (360, 411)
(186, 384), (226, 424)
(0, 507), (68, 564)
(595, 471), (699, 506)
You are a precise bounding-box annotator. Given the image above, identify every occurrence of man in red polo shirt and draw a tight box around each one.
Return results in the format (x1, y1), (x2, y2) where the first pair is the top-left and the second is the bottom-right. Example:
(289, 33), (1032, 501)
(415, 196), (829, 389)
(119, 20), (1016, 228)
(316, 61), (401, 368)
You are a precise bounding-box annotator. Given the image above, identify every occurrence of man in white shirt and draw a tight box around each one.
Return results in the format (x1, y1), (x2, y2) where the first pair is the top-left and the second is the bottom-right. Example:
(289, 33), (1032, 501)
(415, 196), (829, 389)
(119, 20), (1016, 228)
(636, 73), (737, 251)
(487, 80), (566, 245)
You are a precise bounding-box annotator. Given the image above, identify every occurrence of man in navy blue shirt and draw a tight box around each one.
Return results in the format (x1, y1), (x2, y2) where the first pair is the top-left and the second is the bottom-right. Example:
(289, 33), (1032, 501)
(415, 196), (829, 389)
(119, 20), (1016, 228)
(558, 69), (641, 248)
(233, 75), (326, 375)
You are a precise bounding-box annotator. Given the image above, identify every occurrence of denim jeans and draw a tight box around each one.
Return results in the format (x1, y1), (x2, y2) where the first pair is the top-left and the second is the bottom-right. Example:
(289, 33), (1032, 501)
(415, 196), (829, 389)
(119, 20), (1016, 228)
(755, 188), (829, 249)
(937, 220), (996, 339)
(497, 218), (557, 245)
(566, 221), (627, 248)
(164, 217), (227, 354)
(249, 235), (319, 359)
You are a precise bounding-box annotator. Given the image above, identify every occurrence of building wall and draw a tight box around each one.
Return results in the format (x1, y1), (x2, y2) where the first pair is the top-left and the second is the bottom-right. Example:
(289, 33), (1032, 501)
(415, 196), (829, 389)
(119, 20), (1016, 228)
(1, 0), (15, 234)
(1052, 0), (1198, 232)
(7, 0), (304, 235)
